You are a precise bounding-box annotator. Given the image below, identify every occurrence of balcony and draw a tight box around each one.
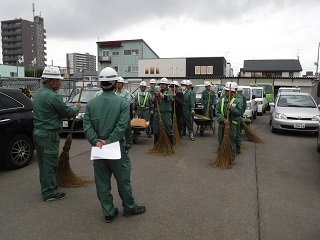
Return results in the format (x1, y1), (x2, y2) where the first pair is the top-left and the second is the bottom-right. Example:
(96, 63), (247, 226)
(2, 43), (22, 49)
(2, 49), (22, 55)
(98, 56), (111, 62)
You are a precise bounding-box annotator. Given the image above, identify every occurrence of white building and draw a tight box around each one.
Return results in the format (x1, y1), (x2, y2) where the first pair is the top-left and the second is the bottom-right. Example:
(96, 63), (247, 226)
(66, 52), (96, 75)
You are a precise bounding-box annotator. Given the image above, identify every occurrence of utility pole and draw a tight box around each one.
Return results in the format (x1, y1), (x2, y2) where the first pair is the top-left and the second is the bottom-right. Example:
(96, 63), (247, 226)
(316, 43), (320, 79)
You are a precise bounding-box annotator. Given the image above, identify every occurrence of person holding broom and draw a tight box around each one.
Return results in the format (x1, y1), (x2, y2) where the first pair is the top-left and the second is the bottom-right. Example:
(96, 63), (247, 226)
(33, 66), (80, 202)
(235, 86), (246, 154)
(152, 77), (173, 145)
(83, 67), (146, 223)
(170, 80), (184, 137)
(201, 82), (216, 120)
(147, 79), (157, 134)
(215, 82), (243, 161)
(182, 80), (196, 141)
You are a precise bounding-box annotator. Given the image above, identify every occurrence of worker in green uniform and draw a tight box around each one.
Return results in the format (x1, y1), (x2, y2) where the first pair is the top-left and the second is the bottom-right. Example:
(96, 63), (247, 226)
(147, 79), (157, 134)
(235, 86), (247, 154)
(215, 82), (243, 160)
(182, 80), (196, 141)
(132, 81), (153, 137)
(152, 77), (173, 145)
(201, 81), (216, 120)
(33, 66), (80, 202)
(83, 67), (146, 223)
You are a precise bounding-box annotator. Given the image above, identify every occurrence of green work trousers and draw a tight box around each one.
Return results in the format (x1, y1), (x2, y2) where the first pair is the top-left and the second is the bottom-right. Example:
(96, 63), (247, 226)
(183, 109), (194, 133)
(235, 123), (241, 147)
(153, 111), (172, 136)
(33, 129), (60, 200)
(218, 123), (237, 160)
(93, 147), (138, 217)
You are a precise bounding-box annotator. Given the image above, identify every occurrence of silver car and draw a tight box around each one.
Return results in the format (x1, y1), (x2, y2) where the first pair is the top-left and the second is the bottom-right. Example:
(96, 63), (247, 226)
(269, 92), (320, 134)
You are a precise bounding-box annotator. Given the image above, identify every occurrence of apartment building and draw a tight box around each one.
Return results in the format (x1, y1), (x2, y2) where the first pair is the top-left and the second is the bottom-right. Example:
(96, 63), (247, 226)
(66, 52), (96, 75)
(1, 16), (47, 71)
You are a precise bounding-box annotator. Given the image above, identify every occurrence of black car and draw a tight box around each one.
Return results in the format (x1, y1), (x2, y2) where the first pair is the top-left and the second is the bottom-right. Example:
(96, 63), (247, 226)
(0, 87), (34, 169)
(62, 88), (101, 133)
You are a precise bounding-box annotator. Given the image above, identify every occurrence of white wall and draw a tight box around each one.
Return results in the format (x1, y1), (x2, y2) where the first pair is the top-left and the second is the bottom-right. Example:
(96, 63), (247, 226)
(139, 58), (186, 78)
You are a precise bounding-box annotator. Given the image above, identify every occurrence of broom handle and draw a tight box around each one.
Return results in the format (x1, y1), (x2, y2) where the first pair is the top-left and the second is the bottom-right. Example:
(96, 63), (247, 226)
(227, 84), (231, 121)
(173, 85), (176, 115)
(69, 87), (84, 135)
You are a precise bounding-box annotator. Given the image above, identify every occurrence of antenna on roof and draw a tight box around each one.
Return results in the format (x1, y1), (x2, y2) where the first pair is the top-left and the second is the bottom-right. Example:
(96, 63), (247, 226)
(32, 2), (35, 19)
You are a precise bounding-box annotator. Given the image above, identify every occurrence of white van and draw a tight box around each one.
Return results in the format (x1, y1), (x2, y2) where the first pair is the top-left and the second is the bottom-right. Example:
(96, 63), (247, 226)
(252, 86), (267, 116)
(238, 86), (257, 121)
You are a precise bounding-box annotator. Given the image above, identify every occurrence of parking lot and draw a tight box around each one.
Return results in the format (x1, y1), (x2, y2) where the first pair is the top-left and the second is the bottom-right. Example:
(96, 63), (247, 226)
(0, 113), (319, 240)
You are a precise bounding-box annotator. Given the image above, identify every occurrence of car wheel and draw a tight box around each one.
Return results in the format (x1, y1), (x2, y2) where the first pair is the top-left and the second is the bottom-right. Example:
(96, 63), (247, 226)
(5, 134), (34, 169)
(270, 124), (277, 133)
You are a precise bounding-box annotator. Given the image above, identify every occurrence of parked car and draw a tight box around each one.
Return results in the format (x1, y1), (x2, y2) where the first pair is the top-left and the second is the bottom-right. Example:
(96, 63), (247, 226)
(0, 87), (34, 169)
(252, 86), (267, 116)
(317, 121), (320, 153)
(238, 86), (257, 121)
(62, 88), (101, 133)
(269, 92), (320, 134)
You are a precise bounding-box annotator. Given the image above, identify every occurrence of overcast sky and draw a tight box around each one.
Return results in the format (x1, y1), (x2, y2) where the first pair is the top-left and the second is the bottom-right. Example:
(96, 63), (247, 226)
(1, 0), (320, 74)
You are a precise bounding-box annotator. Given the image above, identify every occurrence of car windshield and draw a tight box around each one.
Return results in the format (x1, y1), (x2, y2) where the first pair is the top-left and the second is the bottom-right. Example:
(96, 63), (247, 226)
(242, 88), (251, 101)
(253, 89), (262, 98)
(69, 89), (100, 103)
(277, 95), (316, 108)
(193, 86), (206, 94)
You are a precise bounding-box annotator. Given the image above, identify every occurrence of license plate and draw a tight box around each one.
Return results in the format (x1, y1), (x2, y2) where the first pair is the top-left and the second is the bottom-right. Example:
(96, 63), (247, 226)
(63, 121), (68, 128)
(294, 123), (305, 129)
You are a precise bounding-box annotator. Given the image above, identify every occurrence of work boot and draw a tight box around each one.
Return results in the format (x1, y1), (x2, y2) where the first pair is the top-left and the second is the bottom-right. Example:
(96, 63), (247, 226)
(236, 145), (241, 154)
(154, 134), (159, 145)
(189, 132), (195, 141)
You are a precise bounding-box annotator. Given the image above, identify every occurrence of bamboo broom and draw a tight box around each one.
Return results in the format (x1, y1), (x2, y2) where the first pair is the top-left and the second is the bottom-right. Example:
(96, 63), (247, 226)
(210, 84), (233, 169)
(204, 90), (212, 131)
(240, 119), (265, 143)
(148, 100), (174, 156)
(55, 87), (92, 187)
(172, 85), (180, 147)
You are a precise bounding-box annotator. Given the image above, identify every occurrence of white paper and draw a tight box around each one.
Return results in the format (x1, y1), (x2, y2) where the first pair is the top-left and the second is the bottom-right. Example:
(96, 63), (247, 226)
(90, 141), (121, 160)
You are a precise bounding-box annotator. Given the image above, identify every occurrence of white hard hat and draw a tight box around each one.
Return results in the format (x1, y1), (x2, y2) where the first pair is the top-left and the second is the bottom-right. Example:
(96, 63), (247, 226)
(204, 81), (211, 87)
(41, 66), (63, 81)
(150, 79), (156, 84)
(99, 67), (119, 82)
(186, 80), (192, 86)
(140, 81), (147, 87)
(237, 86), (243, 91)
(118, 77), (125, 83)
(224, 82), (237, 91)
(159, 77), (169, 85)
(170, 80), (180, 87)
(181, 80), (187, 85)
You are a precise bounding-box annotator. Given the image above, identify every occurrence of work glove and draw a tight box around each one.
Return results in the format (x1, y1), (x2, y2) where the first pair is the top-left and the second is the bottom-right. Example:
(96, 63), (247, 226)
(191, 110), (195, 116)
(154, 92), (160, 98)
(75, 103), (81, 111)
(152, 97), (158, 102)
(132, 110), (135, 116)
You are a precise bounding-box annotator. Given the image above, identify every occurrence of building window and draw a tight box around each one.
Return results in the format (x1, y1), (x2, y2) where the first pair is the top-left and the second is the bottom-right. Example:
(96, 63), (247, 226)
(145, 68), (149, 74)
(156, 67), (160, 74)
(251, 72), (263, 77)
(124, 50), (131, 55)
(132, 49), (139, 55)
(124, 65), (138, 72)
(102, 50), (110, 57)
(112, 51), (119, 56)
(201, 66), (206, 74)
(207, 66), (213, 74)
(195, 66), (201, 74)
(150, 67), (155, 74)
(114, 66), (118, 72)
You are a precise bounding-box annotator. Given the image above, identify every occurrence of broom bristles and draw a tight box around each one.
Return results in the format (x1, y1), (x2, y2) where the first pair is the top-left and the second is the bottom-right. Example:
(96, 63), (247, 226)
(241, 119), (265, 144)
(55, 135), (92, 187)
(148, 120), (174, 156)
(210, 125), (233, 169)
(172, 115), (180, 147)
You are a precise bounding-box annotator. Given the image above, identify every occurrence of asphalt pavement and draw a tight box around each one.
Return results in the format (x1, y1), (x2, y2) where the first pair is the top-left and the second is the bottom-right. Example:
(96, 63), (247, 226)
(0, 113), (319, 240)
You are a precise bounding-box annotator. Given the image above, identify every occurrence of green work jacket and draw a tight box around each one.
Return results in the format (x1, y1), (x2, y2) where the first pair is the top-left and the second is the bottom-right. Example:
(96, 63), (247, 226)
(154, 88), (173, 113)
(83, 91), (129, 146)
(215, 95), (242, 125)
(183, 89), (195, 110)
(33, 85), (78, 131)
(201, 90), (216, 108)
